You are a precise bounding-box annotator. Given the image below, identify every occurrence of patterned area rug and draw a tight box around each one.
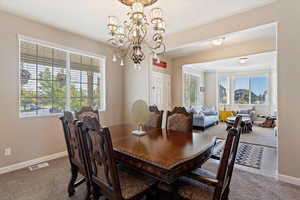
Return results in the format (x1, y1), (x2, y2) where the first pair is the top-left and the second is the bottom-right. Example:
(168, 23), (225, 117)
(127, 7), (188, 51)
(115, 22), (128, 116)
(213, 139), (264, 169)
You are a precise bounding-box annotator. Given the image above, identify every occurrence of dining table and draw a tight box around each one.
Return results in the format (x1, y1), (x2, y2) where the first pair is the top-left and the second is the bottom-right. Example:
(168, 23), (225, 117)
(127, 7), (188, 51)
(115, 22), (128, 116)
(108, 124), (217, 189)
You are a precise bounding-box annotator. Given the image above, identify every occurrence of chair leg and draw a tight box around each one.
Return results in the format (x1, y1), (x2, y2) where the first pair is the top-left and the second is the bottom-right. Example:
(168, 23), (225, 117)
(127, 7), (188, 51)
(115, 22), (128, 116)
(222, 187), (230, 200)
(213, 187), (222, 200)
(91, 184), (101, 200)
(68, 165), (79, 197)
(85, 183), (92, 200)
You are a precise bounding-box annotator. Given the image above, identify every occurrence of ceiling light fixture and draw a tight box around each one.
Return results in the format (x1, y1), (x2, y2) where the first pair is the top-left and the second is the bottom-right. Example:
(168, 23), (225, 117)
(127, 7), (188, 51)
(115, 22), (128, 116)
(239, 57), (249, 64)
(211, 37), (225, 46)
(107, 0), (166, 70)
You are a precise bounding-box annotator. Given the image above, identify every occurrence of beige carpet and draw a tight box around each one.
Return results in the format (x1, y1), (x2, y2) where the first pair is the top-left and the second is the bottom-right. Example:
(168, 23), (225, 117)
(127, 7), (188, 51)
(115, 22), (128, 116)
(197, 123), (277, 147)
(1, 157), (300, 200)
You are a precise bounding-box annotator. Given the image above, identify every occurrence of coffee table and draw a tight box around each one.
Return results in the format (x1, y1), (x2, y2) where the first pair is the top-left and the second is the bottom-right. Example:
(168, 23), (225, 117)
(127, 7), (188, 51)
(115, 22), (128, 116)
(225, 116), (252, 133)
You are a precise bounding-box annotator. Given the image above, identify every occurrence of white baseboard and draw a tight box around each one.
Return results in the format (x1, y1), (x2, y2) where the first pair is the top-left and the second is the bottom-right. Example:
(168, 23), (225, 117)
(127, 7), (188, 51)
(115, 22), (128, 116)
(0, 151), (67, 175)
(278, 174), (300, 186)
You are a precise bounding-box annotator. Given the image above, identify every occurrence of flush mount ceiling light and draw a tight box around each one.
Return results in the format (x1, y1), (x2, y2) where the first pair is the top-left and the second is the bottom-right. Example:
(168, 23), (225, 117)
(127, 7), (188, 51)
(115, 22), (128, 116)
(211, 37), (225, 46)
(107, 0), (166, 70)
(239, 57), (249, 64)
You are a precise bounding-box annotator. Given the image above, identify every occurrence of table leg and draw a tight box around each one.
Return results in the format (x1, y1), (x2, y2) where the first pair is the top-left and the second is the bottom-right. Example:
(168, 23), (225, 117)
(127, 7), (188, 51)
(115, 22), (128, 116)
(158, 182), (179, 200)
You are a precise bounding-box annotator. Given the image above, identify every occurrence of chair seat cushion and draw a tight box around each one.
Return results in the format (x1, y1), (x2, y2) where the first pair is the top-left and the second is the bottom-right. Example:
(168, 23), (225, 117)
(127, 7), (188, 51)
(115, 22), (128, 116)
(177, 176), (214, 200)
(118, 165), (157, 199)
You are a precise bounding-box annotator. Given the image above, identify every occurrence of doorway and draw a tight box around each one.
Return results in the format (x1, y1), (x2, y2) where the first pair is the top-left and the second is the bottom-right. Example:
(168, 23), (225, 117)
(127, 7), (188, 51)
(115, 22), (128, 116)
(150, 71), (171, 127)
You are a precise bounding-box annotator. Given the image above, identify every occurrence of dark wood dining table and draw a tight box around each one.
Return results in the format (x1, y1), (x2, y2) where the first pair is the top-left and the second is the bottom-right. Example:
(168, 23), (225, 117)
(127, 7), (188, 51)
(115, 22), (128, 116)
(109, 124), (216, 186)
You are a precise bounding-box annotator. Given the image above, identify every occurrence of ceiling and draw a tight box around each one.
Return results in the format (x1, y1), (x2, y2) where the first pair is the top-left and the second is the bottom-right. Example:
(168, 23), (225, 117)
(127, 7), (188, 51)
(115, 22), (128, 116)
(166, 23), (277, 58)
(184, 51), (277, 73)
(0, 0), (275, 42)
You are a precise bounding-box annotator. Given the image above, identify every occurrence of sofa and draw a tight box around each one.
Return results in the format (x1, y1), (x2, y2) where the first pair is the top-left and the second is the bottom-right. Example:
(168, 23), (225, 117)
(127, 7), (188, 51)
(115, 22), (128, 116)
(186, 106), (219, 130)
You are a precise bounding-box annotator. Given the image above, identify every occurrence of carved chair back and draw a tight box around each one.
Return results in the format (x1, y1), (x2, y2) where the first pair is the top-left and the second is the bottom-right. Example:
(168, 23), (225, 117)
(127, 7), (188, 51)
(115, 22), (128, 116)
(59, 111), (86, 174)
(145, 105), (164, 128)
(214, 115), (242, 199)
(77, 116), (122, 200)
(75, 106), (99, 121)
(166, 107), (193, 132)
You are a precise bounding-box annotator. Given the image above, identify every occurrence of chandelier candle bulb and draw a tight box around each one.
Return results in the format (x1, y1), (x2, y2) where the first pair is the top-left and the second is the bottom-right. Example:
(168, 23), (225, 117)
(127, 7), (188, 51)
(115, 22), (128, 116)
(107, 16), (119, 32)
(112, 54), (117, 62)
(120, 59), (124, 66)
(155, 21), (165, 33)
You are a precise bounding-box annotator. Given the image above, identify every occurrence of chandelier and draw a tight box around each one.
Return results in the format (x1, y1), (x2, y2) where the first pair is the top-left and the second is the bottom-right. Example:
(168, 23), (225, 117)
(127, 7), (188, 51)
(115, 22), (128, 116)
(107, 0), (166, 70)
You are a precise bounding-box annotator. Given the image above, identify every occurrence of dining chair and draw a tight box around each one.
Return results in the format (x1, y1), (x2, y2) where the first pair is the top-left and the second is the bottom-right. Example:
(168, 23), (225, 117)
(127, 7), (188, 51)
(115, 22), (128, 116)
(77, 116), (157, 200)
(75, 106), (100, 121)
(166, 107), (193, 132)
(59, 111), (91, 200)
(144, 105), (164, 128)
(176, 116), (243, 200)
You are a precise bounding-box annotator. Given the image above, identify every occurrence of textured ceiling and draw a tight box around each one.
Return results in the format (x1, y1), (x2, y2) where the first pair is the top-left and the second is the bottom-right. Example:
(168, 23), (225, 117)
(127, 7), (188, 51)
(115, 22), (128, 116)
(0, 0), (275, 42)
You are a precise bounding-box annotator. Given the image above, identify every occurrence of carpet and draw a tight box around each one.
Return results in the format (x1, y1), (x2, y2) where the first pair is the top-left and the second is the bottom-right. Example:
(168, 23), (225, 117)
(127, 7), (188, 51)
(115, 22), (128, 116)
(213, 139), (264, 169)
(1, 157), (300, 200)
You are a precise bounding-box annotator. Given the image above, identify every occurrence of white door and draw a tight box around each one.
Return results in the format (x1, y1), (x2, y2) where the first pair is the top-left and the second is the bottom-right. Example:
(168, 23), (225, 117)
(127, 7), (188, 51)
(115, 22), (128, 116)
(150, 72), (171, 127)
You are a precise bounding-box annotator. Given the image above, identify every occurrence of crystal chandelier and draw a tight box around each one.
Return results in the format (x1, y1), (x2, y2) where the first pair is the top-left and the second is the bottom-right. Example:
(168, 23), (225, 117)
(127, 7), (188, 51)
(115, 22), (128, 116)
(107, 0), (166, 70)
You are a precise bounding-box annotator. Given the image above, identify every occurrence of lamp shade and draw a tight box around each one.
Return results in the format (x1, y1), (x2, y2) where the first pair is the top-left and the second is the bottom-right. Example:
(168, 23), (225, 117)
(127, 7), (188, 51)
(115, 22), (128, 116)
(131, 2), (144, 20)
(151, 7), (163, 24)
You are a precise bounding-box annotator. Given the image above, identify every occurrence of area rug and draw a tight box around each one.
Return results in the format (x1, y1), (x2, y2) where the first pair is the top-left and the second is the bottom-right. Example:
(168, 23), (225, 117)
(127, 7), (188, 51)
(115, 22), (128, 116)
(213, 139), (264, 169)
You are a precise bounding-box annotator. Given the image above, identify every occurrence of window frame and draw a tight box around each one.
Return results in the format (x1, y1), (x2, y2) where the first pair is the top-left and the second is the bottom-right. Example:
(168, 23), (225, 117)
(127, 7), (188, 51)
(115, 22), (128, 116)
(231, 74), (269, 106)
(217, 73), (269, 106)
(18, 35), (106, 118)
(182, 71), (201, 107)
(218, 76), (230, 105)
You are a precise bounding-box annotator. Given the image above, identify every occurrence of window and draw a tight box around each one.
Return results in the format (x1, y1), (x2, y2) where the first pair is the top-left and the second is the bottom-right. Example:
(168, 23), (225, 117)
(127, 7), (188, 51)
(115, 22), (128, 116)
(250, 76), (268, 104)
(233, 77), (250, 104)
(218, 76), (229, 104)
(19, 39), (105, 117)
(183, 73), (200, 106)
(231, 75), (268, 105)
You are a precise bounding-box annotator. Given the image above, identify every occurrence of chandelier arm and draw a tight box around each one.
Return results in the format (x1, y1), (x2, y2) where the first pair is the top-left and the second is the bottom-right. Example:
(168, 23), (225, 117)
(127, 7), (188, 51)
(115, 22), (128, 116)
(106, 1), (166, 66)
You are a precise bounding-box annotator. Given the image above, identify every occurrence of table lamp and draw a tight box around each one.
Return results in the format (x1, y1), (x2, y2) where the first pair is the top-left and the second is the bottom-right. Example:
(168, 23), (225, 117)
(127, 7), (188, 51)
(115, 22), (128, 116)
(131, 99), (149, 136)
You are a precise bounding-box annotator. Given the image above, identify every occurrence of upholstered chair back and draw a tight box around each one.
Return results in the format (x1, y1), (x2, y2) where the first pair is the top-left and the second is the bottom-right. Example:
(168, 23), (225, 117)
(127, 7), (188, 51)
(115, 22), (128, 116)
(144, 105), (164, 128)
(77, 116), (122, 200)
(59, 111), (85, 173)
(75, 106), (99, 121)
(166, 107), (193, 132)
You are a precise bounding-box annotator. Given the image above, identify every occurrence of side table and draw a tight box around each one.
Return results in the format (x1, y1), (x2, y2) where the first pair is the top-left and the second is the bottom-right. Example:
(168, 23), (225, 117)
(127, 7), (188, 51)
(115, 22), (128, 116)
(219, 110), (233, 121)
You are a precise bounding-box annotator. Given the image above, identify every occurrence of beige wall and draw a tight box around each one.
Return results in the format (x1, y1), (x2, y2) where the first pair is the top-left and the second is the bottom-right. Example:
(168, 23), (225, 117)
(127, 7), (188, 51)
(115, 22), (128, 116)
(204, 72), (217, 107)
(277, 0), (300, 179)
(123, 52), (172, 124)
(0, 11), (124, 168)
(171, 38), (276, 106)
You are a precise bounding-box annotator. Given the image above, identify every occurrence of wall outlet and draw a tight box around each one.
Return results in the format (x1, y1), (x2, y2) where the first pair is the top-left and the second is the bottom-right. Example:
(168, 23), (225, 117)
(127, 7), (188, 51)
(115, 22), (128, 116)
(4, 148), (12, 156)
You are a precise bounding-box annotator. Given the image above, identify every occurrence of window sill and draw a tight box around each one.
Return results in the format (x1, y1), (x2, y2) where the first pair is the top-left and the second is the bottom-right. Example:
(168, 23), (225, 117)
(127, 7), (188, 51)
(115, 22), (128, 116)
(19, 113), (63, 119)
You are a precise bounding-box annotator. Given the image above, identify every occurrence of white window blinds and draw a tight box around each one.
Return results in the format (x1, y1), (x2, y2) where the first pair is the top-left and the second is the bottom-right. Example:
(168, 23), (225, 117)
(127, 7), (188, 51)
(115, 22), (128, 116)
(19, 39), (105, 117)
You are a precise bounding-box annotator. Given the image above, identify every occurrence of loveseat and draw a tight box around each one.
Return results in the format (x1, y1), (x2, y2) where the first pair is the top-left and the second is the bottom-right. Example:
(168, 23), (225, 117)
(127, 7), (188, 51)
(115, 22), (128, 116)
(186, 106), (219, 130)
